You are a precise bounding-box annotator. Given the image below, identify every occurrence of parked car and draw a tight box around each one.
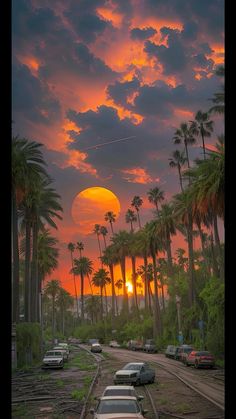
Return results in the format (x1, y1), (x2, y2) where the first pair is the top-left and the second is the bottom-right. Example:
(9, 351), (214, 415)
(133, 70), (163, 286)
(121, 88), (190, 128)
(143, 339), (157, 353)
(100, 385), (144, 402)
(178, 345), (194, 363)
(91, 343), (102, 353)
(58, 342), (70, 354)
(185, 350), (215, 368)
(109, 340), (121, 348)
(53, 346), (69, 362)
(42, 350), (64, 369)
(90, 396), (148, 418)
(165, 345), (179, 359)
(113, 362), (155, 386)
(127, 340), (144, 351)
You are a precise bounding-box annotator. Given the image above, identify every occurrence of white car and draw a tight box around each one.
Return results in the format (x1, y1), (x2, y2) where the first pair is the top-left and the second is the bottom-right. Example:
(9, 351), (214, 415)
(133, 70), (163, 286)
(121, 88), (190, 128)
(42, 350), (64, 369)
(100, 385), (144, 402)
(90, 395), (148, 418)
(113, 363), (155, 386)
(53, 346), (69, 362)
(109, 340), (121, 348)
(58, 342), (70, 354)
(91, 343), (102, 353)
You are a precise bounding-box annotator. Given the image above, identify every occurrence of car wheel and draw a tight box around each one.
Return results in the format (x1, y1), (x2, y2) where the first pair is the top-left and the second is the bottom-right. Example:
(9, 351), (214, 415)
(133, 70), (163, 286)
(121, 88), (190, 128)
(150, 377), (155, 384)
(186, 362), (190, 367)
(135, 379), (141, 386)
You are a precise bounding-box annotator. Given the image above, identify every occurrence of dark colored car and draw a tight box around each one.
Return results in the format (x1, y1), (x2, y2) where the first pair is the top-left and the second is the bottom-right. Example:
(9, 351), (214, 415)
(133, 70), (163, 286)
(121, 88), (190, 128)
(91, 343), (102, 353)
(165, 345), (179, 359)
(178, 345), (194, 363)
(114, 362), (155, 386)
(143, 339), (157, 353)
(185, 350), (215, 368)
(127, 340), (144, 351)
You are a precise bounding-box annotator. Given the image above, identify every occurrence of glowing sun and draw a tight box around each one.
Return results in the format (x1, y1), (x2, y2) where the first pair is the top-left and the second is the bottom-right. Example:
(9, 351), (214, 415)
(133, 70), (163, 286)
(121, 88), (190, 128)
(71, 187), (121, 234)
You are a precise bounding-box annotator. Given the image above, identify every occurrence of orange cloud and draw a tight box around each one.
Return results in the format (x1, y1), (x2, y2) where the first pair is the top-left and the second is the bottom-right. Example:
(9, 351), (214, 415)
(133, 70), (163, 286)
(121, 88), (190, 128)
(121, 167), (156, 184)
(96, 5), (123, 28)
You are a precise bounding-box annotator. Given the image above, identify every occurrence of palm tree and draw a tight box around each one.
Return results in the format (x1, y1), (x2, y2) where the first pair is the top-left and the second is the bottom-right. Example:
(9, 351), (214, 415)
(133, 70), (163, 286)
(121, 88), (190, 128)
(125, 209), (137, 232)
(101, 245), (118, 320)
(67, 243), (79, 320)
(85, 295), (101, 324)
(131, 196), (143, 229)
(209, 65), (224, 115)
(147, 187), (165, 211)
(145, 221), (163, 337)
(20, 178), (63, 322)
(12, 136), (48, 323)
(100, 226), (108, 249)
(190, 110), (214, 160)
(44, 279), (60, 340)
(92, 268), (111, 319)
(135, 228), (152, 312)
(169, 150), (187, 192)
(173, 122), (196, 168)
(105, 211), (116, 235)
(71, 257), (93, 321)
(76, 241), (84, 258)
(93, 224), (102, 263)
(111, 230), (131, 313)
(56, 288), (73, 335)
(137, 263), (154, 313)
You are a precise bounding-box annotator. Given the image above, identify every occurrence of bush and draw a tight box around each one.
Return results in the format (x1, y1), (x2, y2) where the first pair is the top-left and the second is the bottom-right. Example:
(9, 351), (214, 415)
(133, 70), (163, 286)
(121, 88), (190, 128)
(16, 322), (42, 367)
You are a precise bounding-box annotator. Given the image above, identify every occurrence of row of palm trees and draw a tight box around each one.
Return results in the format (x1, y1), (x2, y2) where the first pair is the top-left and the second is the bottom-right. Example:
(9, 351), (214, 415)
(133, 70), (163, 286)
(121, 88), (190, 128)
(66, 66), (224, 338)
(12, 136), (62, 324)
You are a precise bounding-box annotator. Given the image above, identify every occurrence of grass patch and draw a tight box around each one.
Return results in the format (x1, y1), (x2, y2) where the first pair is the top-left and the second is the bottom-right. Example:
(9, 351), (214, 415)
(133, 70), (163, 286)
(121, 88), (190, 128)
(71, 388), (86, 401)
(216, 359), (224, 368)
(12, 404), (29, 417)
(66, 351), (97, 370)
(158, 398), (168, 405)
(55, 379), (65, 388)
(175, 402), (191, 413)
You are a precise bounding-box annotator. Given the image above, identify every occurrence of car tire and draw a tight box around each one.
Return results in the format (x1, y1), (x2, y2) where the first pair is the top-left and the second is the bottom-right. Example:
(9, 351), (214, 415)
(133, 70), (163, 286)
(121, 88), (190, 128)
(135, 379), (141, 386)
(186, 362), (190, 367)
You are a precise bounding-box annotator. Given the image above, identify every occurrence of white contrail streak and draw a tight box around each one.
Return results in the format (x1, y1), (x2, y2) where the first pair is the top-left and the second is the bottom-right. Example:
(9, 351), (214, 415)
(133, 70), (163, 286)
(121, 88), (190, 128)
(80, 136), (136, 151)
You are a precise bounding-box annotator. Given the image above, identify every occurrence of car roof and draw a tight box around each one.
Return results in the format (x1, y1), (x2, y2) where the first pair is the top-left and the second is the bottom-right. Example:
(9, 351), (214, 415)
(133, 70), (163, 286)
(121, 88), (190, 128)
(92, 343), (101, 346)
(126, 362), (144, 366)
(104, 386), (135, 390)
(99, 396), (137, 401)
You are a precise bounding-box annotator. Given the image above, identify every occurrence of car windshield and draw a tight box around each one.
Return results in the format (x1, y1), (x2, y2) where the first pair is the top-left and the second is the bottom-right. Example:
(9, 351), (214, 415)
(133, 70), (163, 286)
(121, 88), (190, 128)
(97, 400), (140, 414)
(45, 351), (61, 357)
(184, 348), (193, 353)
(104, 390), (135, 397)
(197, 351), (211, 356)
(123, 364), (142, 371)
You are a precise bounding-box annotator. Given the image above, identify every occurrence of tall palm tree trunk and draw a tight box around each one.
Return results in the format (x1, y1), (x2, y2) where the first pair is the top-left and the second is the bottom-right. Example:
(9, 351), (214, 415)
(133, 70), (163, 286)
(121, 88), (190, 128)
(100, 286), (104, 320)
(12, 192), (20, 323)
(70, 252), (79, 319)
(120, 259), (129, 313)
(186, 211), (195, 305)
(31, 221), (39, 322)
(24, 217), (31, 322)
(213, 214), (224, 280)
(109, 264), (116, 321)
(201, 132), (206, 160)
(80, 272), (85, 321)
(131, 256), (139, 312)
(137, 211), (141, 229)
(195, 220), (211, 276)
(151, 253), (162, 338)
(143, 254), (148, 311)
(52, 297), (55, 341)
(184, 140), (190, 168)
(178, 165), (184, 192)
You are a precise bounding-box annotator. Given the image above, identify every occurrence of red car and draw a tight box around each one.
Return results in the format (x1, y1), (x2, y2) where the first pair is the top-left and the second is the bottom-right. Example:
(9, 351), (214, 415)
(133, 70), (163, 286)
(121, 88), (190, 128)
(185, 350), (215, 368)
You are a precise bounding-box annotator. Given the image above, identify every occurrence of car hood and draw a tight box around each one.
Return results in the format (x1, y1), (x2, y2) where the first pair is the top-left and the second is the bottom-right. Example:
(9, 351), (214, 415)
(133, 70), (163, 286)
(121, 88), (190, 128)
(43, 356), (63, 361)
(115, 370), (139, 375)
(95, 415), (143, 419)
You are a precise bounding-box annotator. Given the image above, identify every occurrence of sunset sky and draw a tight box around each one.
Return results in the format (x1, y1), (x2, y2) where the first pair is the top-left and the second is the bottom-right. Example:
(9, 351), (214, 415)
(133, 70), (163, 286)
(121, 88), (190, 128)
(12, 0), (224, 296)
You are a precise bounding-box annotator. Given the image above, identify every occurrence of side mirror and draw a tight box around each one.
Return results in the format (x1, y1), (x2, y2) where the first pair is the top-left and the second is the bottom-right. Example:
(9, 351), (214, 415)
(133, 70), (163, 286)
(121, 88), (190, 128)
(138, 395), (144, 401)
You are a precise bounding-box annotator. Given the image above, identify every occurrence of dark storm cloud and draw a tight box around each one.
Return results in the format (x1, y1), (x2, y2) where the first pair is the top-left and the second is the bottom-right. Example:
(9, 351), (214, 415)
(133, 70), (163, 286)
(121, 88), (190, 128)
(12, 59), (61, 124)
(181, 21), (198, 41)
(138, 0), (224, 41)
(106, 77), (140, 107)
(64, 11), (109, 43)
(192, 54), (214, 71)
(130, 27), (157, 40)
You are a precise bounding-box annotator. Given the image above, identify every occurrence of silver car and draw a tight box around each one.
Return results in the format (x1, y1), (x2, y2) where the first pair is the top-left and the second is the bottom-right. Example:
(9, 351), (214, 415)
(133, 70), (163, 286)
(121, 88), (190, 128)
(90, 395), (148, 418)
(42, 350), (64, 369)
(100, 385), (144, 402)
(113, 362), (155, 386)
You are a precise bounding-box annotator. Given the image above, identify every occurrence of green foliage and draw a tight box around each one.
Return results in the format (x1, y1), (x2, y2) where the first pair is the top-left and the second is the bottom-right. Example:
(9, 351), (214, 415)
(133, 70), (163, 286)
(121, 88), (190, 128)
(199, 277), (224, 356)
(16, 322), (42, 367)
